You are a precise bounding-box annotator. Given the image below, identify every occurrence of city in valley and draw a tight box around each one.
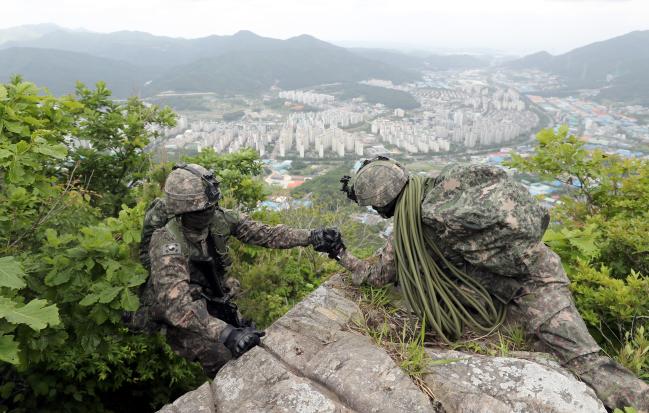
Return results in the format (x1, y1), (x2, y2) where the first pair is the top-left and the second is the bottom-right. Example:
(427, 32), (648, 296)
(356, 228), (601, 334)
(148, 66), (649, 214)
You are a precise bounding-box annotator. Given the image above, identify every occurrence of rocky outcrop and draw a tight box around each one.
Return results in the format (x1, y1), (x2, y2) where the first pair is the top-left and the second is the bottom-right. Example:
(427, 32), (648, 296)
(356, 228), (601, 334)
(157, 275), (606, 413)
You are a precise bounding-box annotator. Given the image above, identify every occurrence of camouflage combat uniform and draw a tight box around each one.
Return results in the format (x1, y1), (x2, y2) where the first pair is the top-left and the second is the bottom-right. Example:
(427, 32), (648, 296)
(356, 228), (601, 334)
(133, 198), (312, 376)
(340, 163), (647, 410)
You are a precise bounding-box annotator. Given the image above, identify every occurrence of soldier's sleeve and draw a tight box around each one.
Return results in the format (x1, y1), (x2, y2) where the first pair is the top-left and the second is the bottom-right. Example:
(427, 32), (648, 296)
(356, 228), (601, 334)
(229, 211), (312, 249)
(149, 229), (227, 342)
(338, 235), (397, 287)
(140, 198), (170, 270)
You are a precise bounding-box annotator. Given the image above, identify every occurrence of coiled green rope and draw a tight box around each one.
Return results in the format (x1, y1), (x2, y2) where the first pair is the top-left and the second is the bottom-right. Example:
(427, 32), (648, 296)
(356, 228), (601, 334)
(393, 176), (505, 343)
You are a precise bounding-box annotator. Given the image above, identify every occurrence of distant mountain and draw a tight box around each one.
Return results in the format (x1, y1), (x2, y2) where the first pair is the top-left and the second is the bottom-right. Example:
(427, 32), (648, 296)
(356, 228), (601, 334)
(0, 28), (419, 97)
(146, 36), (417, 94)
(0, 48), (153, 97)
(0, 28), (305, 69)
(507, 31), (649, 103)
(351, 48), (490, 71)
(1, 29), (198, 68)
(505, 51), (553, 70)
(350, 48), (426, 70)
(0, 23), (63, 45)
(423, 54), (489, 71)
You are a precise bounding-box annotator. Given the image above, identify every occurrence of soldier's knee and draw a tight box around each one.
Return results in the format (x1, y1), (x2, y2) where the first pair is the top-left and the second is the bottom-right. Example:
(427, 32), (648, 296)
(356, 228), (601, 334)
(527, 244), (570, 286)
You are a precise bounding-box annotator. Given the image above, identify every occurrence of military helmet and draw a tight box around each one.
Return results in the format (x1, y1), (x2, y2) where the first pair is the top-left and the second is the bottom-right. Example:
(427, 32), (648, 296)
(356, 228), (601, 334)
(164, 163), (221, 215)
(349, 157), (409, 207)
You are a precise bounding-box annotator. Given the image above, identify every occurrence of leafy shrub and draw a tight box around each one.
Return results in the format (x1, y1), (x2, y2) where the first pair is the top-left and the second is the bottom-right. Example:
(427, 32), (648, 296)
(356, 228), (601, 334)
(0, 78), (203, 412)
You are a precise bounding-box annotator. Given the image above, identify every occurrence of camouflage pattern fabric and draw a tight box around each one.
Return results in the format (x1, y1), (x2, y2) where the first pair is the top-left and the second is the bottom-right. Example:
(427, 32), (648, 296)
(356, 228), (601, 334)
(140, 198), (172, 270)
(139, 198), (312, 271)
(134, 200), (312, 376)
(340, 239), (396, 286)
(352, 160), (408, 207)
(339, 163), (649, 410)
(421, 163), (550, 278)
(566, 353), (649, 411)
(164, 164), (217, 215)
(135, 225), (231, 375)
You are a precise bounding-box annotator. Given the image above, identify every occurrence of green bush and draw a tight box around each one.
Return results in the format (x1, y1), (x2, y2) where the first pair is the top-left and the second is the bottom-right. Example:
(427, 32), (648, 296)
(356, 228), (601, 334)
(0, 78), (203, 412)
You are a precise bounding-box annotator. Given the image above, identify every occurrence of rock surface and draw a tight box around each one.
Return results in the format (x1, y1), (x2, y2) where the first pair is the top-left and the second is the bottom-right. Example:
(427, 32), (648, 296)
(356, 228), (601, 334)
(157, 275), (606, 413)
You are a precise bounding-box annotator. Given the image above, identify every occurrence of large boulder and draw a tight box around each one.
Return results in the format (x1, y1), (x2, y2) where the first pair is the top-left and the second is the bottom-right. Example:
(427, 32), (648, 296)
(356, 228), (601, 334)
(156, 275), (606, 413)
(423, 349), (605, 413)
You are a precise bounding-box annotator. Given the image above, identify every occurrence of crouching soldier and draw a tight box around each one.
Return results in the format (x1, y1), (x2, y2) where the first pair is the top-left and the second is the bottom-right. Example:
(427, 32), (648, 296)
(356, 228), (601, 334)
(335, 156), (648, 412)
(131, 163), (342, 377)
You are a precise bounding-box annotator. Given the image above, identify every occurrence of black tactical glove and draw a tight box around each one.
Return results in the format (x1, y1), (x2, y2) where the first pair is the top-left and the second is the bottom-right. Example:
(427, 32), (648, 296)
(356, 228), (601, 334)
(219, 325), (265, 358)
(309, 227), (346, 259)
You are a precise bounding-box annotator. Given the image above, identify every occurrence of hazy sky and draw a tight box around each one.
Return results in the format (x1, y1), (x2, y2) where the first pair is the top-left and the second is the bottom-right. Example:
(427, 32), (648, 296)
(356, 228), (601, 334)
(2, 0), (648, 55)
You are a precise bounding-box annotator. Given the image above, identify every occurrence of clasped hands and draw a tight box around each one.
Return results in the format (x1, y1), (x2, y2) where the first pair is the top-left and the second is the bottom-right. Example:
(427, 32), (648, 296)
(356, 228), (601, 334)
(309, 227), (346, 259)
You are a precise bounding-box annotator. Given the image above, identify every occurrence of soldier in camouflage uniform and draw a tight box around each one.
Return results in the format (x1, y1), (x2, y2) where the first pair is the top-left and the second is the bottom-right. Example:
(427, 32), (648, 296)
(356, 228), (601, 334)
(132, 163), (341, 377)
(336, 156), (648, 412)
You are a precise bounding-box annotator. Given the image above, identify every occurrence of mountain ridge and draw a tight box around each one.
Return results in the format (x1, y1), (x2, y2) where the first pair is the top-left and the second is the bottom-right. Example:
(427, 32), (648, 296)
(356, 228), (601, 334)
(0, 27), (421, 97)
(507, 30), (649, 102)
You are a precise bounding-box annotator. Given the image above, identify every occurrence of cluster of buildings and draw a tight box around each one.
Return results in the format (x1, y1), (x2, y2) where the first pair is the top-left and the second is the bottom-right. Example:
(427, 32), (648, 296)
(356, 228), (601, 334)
(278, 90), (335, 107)
(276, 110), (367, 158)
(159, 119), (279, 156)
(370, 118), (451, 153)
(154, 66), (648, 172)
(366, 84), (538, 153)
(529, 95), (649, 152)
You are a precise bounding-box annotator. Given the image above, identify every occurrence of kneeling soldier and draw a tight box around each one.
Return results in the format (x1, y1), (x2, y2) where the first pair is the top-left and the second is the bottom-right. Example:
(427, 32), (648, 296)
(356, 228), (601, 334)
(132, 163), (341, 377)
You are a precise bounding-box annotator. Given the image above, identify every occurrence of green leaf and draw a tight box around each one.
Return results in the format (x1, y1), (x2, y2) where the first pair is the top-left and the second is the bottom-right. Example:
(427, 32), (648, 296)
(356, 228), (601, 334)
(34, 143), (67, 160)
(44, 270), (72, 286)
(97, 286), (123, 304)
(0, 256), (26, 289)
(89, 306), (108, 325)
(79, 293), (99, 307)
(569, 236), (599, 258)
(0, 85), (7, 100)
(3, 121), (30, 137)
(0, 298), (60, 331)
(120, 289), (139, 312)
(0, 335), (20, 365)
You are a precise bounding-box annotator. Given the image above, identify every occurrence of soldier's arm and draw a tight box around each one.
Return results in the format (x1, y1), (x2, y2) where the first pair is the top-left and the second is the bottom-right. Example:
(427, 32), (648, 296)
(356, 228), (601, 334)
(338, 235), (397, 287)
(230, 212), (312, 249)
(149, 229), (227, 342)
(140, 198), (170, 270)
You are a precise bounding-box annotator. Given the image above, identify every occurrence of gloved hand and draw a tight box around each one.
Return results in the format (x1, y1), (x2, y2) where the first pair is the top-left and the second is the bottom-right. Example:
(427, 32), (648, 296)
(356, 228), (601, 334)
(309, 227), (346, 259)
(219, 325), (265, 358)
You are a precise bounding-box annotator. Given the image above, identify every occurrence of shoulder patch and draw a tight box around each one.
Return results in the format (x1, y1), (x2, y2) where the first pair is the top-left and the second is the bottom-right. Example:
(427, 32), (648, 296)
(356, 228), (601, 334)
(161, 242), (181, 256)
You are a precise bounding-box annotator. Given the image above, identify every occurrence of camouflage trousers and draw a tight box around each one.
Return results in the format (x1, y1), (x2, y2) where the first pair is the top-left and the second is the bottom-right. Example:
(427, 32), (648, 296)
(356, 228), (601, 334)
(486, 243), (648, 410)
(508, 243), (601, 362)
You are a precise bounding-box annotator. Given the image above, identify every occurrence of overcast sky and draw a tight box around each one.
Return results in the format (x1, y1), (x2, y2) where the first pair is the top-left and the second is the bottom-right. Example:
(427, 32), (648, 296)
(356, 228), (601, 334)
(2, 0), (648, 55)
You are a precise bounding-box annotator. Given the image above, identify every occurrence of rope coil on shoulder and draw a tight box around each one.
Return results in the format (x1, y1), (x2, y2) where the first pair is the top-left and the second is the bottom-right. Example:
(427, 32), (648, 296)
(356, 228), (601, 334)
(393, 176), (505, 343)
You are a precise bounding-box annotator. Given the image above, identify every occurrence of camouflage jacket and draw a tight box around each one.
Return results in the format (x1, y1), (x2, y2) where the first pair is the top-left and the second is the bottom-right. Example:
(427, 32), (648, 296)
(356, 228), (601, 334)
(135, 199), (312, 341)
(140, 198), (312, 270)
(340, 164), (550, 290)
